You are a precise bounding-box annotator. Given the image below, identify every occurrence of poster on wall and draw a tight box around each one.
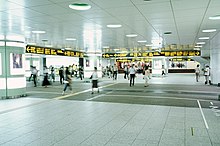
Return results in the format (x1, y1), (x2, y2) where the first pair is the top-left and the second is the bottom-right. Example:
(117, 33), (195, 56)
(153, 60), (162, 69)
(0, 53), (2, 75)
(10, 53), (25, 75)
(12, 53), (23, 68)
(86, 59), (90, 67)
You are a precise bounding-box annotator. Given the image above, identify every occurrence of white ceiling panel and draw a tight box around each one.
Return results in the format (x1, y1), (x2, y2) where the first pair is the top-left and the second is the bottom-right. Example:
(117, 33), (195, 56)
(136, 1), (171, 14)
(29, 4), (72, 15)
(77, 10), (112, 19)
(5, 8), (45, 18)
(105, 6), (140, 17)
(8, 0), (54, 7)
(53, 13), (88, 21)
(174, 8), (207, 18)
(90, 0), (133, 8)
(131, 0), (170, 5)
(0, 0), (220, 52)
(0, 1), (24, 11)
(172, 0), (209, 10)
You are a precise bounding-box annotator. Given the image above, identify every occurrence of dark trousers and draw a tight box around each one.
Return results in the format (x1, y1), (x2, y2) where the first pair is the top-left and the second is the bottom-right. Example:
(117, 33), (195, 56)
(60, 75), (64, 84)
(29, 74), (33, 81)
(130, 74), (135, 86)
(124, 71), (128, 79)
(33, 75), (37, 87)
(63, 83), (72, 91)
(113, 71), (117, 80)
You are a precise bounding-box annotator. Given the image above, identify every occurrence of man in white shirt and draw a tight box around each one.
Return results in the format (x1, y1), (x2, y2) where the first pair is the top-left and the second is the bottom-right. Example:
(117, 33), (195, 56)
(32, 66), (38, 87)
(129, 64), (136, 86)
(91, 67), (99, 94)
(113, 64), (118, 80)
(204, 65), (211, 85)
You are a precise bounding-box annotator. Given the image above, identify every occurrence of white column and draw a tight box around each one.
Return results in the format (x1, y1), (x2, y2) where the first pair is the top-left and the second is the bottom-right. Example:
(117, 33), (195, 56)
(210, 32), (220, 84)
(0, 35), (26, 99)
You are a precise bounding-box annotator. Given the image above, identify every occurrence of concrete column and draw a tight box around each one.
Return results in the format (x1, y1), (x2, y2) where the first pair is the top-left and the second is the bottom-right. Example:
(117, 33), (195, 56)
(210, 32), (220, 84)
(0, 35), (26, 99)
(84, 54), (102, 78)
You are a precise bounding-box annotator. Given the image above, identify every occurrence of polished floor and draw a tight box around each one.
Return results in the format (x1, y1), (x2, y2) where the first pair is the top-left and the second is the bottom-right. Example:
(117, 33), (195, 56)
(1, 73), (220, 146)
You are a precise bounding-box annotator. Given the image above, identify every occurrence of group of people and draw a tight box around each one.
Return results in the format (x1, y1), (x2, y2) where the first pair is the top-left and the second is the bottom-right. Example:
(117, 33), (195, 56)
(29, 65), (57, 87)
(29, 63), (213, 96)
(195, 64), (211, 85)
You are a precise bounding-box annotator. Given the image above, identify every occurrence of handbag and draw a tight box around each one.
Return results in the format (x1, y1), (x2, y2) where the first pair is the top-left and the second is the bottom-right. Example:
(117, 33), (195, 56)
(89, 75), (92, 79)
(63, 80), (69, 83)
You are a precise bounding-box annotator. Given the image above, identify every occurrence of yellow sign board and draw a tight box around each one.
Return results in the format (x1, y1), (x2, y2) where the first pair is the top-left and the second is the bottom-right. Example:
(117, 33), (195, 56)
(26, 45), (84, 57)
(102, 50), (200, 58)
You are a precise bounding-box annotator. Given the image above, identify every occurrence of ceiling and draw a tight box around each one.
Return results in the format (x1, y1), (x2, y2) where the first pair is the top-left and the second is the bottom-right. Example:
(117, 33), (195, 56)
(1, 0), (220, 52)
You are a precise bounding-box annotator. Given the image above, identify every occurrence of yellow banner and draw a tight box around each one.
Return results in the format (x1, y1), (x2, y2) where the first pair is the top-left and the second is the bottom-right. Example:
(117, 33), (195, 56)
(26, 45), (84, 57)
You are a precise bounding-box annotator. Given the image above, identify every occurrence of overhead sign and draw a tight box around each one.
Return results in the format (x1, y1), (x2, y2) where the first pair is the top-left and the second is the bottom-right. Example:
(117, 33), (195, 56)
(26, 45), (84, 57)
(102, 50), (200, 58)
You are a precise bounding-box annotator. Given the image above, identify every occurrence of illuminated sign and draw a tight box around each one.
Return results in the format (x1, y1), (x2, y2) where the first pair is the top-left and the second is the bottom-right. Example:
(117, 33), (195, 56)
(102, 50), (200, 58)
(26, 45), (84, 57)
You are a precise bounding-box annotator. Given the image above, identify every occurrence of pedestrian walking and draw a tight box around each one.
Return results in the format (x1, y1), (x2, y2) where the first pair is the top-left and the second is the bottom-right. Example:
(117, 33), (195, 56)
(195, 64), (200, 82)
(62, 67), (72, 95)
(90, 67), (99, 94)
(129, 64), (136, 86)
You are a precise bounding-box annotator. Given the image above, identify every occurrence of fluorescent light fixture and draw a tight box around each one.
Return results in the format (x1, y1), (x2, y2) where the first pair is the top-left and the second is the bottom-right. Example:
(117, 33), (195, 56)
(42, 39), (48, 42)
(202, 29), (216, 33)
(65, 47), (72, 50)
(69, 3), (91, 10)
(107, 24), (122, 28)
(194, 45), (202, 48)
(194, 48), (200, 50)
(137, 40), (147, 43)
(103, 46), (109, 48)
(196, 42), (205, 45)
(209, 15), (220, 20)
(126, 34), (138, 37)
(164, 31), (172, 35)
(66, 38), (76, 41)
(32, 31), (46, 34)
(199, 37), (209, 40)
(145, 44), (153, 47)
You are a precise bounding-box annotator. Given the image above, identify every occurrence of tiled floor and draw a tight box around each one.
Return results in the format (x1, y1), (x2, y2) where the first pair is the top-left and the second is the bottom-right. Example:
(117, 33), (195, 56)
(1, 73), (220, 146)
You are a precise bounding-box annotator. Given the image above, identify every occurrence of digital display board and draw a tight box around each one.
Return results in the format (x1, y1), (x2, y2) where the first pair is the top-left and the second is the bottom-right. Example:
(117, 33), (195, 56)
(26, 45), (84, 57)
(102, 50), (200, 58)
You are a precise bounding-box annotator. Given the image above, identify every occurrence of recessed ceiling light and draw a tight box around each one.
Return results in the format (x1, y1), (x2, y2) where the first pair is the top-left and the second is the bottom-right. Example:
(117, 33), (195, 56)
(126, 34), (138, 37)
(66, 38), (76, 41)
(145, 44), (153, 47)
(196, 42), (205, 45)
(137, 40), (147, 43)
(199, 37), (209, 40)
(209, 15), (220, 20)
(164, 32), (172, 35)
(202, 29), (216, 33)
(107, 24), (122, 28)
(194, 45), (202, 48)
(32, 31), (46, 34)
(69, 3), (91, 10)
